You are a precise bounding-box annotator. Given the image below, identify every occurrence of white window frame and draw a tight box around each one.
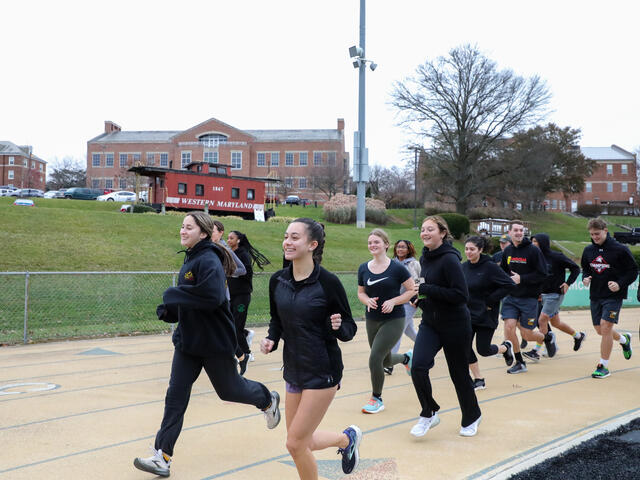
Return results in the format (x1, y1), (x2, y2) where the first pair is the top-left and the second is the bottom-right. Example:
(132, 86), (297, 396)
(586, 182), (592, 193)
(257, 152), (266, 167)
(299, 177), (307, 189)
(92, 179), (100, 188)
(299, 152), (308, 166)
(8, 156), (14, 165)
(181, 151), (192, 168)
(607, 182), (613, 193)
(8, 170), (14, 179)
(105, 179), (113, 189)
(285, 177), (294, 188)
(119, 153), (128, 167)
(327, 151), (336, 166)
(622, 182), (628, 193)
(119, 178), (127, 189)
(231, 151), (242, 170)
(285, 152), (295, 166)
(606, 164), (613, 175)
(105, 153), (114, 167)
(622, 164), (628, 175)
(160, 153), (169, 167)
(147, 153), (155, 165)
(92, 153), (101, 167)
(39, 164), (43, 172)
(270, 152), (280, 167)
(313, 151), (322, 166)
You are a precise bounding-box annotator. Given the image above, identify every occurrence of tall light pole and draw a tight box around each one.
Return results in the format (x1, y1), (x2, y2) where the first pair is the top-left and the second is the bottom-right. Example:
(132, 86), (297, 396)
(411, 146), (419, 229)
(349, 0), (376, 228)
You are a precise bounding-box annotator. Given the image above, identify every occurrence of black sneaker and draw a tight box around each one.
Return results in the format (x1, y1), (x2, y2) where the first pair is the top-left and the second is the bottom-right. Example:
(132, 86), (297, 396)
(573, 332), (586, 351)
(520, 338), (528, 349)
(507, 361), (527, 374)
(501, 340), (514, 366)
(338, 425), (362, 474)
(544, 332), (557, 358)
(472, 378), (486, 390)
(522, 349), (541, 363)
(384, 366), (394, 375)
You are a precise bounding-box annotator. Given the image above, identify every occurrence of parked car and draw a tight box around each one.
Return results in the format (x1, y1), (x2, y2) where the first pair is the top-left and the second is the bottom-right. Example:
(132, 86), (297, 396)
(0, 188), (13, 197)
(9, 188), (44, 198)
(285, 195), (301, 205)
(44, 190), (59, 198)
(13, 198), (35, 207)
(63, 187), (103, 200)
(97, 190), (138, 202)
(613, 228), (640, 245)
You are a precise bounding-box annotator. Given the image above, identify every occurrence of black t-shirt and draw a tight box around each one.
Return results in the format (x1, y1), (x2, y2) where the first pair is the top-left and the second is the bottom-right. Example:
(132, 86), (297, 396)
(358, 260), (411, 320)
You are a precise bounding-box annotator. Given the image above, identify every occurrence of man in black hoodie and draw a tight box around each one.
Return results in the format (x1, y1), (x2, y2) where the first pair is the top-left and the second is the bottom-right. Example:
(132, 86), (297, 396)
(581, 218), (636, 379)
(531, 233), (584, 358)
(500, 220), (548, 374)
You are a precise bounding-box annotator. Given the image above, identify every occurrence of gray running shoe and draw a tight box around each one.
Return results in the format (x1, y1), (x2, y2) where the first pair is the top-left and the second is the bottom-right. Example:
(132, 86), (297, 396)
(264, 391), (281, 429)
(523, 349), (541, 363)
(507, 361), (527, 374)
(472, 378), (486, 390)
(134, 447), (171, 477)
(501, 340), (514, 366)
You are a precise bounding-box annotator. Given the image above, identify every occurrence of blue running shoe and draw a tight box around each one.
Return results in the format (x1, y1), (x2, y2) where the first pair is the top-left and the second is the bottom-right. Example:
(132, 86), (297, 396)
(338, 425), (362, 474)
(404, 350), (413, 376)
(362, 396), (384, 414)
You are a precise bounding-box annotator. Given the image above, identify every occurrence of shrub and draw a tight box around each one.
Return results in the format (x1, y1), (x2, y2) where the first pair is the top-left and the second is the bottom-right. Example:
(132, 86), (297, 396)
(267, 216), (296, 223)
(576, 204), (602, 217)
(424, 201), (455, 216)
(123, 204), (157, 213)
(323, 193), (387, 225)
(438, 213), (470, 239)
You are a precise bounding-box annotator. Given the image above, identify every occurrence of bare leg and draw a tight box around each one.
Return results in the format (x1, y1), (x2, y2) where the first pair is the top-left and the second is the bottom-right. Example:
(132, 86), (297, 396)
(519, 325), (544, 344)
(549, 314), (576, 336)
(594, 320), (620, 361)
(469, 362), (482, 379)
(504, 319), (520, 353)
(538, 312), (550, 335)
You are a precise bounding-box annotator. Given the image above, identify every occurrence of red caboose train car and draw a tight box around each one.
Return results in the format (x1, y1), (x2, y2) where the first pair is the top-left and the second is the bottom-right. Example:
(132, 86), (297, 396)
(129, 162), (275, 218)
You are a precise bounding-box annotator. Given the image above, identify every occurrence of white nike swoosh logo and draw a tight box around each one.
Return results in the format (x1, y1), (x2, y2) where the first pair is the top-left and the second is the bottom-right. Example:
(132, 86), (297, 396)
(367, 277), (388, 286)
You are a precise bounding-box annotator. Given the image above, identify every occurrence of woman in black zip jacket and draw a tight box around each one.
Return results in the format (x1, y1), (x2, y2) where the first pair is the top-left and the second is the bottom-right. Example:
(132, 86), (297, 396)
(408, 216), (482, 438)
(261, 218), (362, 479)
(133, 212), (280, 478)
(462, 236), (516, 390)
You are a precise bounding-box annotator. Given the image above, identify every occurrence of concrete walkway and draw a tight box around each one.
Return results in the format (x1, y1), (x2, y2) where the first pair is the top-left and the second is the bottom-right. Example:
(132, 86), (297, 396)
(1, 308), (639, 479)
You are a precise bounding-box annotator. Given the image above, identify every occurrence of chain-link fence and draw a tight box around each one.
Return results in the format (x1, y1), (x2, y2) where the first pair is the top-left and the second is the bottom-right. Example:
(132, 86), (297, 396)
(0, 271), (363, 345)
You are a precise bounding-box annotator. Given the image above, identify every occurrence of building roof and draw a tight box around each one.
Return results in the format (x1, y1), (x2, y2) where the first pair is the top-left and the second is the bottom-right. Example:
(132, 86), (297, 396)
(89, 131), (181, 144)
(245, 129), (342, 142)
(580, 145), (636, 161)
(0, 141), (47, 163)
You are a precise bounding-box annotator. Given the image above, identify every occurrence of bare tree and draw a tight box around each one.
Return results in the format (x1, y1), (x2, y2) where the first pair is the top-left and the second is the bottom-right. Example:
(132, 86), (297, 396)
(313, 166), (345, 200)
(391, 44), (551, 213)
(46, 156), (86, 190)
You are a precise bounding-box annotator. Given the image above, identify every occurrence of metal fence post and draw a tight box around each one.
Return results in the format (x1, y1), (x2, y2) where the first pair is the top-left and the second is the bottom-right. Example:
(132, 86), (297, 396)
(24, 272), (30, 344)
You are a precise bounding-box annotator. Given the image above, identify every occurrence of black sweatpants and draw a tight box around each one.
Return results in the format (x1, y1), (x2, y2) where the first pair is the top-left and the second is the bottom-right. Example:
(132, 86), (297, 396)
(230, 293), (252, 356)
(411, 321), (481, 427)
(468, 324), (499, 364)
(155, 348), (271, 456)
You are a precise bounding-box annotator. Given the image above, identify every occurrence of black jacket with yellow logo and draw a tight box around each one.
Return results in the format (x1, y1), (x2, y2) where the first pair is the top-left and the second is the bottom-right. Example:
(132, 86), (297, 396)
(500, 237), (548, 299)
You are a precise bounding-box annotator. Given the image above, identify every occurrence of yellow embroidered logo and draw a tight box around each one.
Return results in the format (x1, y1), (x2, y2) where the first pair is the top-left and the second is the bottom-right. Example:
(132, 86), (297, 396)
(507, 256), (512, 264)
(609, 311), (617, 319)
(184, 271), (194, 281)
(528, 318), (535, 325)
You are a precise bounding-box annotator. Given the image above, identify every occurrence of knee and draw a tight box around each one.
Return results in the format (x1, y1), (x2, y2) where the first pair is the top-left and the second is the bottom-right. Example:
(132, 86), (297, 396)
(286, 436), (308, 458)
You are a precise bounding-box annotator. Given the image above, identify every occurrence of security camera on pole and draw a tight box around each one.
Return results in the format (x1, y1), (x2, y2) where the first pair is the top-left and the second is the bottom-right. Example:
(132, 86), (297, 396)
(349, 0), (376, 228)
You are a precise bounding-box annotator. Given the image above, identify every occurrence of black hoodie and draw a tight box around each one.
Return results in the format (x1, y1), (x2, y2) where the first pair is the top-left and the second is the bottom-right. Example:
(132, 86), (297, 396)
(462, 254), (515, 329)
(158, 239), (237, 357)
(532, 233), (580, 294)
(500, 236), (548, 298)
(581, 233), (638, 301)
(417, 242), (470, 330)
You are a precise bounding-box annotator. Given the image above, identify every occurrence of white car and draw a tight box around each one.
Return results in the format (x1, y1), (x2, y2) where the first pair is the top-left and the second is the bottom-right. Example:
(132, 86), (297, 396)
(44, 190), (59, 198)
(97, 191), (138, 202)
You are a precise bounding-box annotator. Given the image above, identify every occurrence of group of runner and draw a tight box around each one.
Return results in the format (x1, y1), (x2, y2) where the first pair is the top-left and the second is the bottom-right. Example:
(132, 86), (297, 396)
(133, 213), (636, 479)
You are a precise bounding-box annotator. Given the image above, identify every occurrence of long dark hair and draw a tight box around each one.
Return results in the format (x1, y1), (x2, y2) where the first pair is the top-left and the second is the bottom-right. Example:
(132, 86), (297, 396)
(230, 230), (271, 270)
(293, 217), (326, 264)
(393, 239), (417, 259)
(464, 235), (489, 253)
(185, 212), (236, 276)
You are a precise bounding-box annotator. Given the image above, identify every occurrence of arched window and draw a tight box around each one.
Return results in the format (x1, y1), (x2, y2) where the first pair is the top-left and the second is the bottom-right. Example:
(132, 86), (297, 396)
(199, 133), (228, 147)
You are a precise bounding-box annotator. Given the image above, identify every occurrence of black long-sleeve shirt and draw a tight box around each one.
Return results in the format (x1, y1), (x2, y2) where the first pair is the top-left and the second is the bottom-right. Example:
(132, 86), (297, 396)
(532, 233), (580, 294)
(500, 237), (548, 298)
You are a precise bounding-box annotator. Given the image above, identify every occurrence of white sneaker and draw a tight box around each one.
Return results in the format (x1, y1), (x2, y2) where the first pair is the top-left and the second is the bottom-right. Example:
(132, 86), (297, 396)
(459, 416), (482, 437)
(410, 413), (440, 437)
(133, 447), (171, 477)
(248, 352), (255, 362)
(246, 329), (255, 349)
(263, 391), (281, 429)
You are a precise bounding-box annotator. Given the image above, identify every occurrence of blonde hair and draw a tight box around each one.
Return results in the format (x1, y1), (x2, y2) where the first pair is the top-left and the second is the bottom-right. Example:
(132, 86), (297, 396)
(369, 228), (390, 250)
(423, 215), (454, 243)
(587, 217), (607, 231)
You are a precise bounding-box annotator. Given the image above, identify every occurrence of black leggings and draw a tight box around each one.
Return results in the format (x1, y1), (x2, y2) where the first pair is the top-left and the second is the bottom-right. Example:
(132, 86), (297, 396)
(411, 321), (481, 427)
(230, 293), (252, 356)
(155, 348), (271, 456)
(468, 324), (499, 364)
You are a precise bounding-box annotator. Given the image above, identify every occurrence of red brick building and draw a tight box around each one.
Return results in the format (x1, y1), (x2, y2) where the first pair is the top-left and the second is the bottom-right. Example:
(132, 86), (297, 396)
(87, 118), (349, 202)
(545, 145), (637, 213)
(0, 141), (46, 190)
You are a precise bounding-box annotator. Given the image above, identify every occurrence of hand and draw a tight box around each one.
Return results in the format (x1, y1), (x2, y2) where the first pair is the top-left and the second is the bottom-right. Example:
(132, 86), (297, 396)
(413, 284), (420, 297)
(330, 313), (342, 330)
(510, 271), (521, 285)
(366, 296), (378, 312)
(381, 299), (396, 314)
(608, 281), (620, 292)
(560, 283), (569, 294)
(583, 276), (592, 287)
(260, 338), (275, 354)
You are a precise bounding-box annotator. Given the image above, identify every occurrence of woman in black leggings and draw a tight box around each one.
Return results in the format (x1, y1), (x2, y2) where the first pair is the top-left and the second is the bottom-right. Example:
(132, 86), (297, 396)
(409, 216), (482, 438)
(462, 236), (516, 390)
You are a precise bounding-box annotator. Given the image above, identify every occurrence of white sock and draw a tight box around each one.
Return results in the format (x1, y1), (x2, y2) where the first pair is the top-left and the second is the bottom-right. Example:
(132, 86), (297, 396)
(573, 332), (581, 338)
(619, 335), (628, 345)
(600, 358), (609, 367)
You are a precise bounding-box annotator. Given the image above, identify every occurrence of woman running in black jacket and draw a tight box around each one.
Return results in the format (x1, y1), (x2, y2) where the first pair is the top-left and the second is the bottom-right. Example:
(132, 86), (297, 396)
(409, 216), (482, 438)
(462, 236), (516, 390)
(133, 212), (280, 478)
(261, 218), (361, 479)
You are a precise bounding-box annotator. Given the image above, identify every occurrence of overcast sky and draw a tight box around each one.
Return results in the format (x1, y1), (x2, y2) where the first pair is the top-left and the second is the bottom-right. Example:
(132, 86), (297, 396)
(2, 0), (638, 173)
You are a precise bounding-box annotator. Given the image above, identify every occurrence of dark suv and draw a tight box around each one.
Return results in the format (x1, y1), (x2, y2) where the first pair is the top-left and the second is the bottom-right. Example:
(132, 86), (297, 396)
(64, 187), (103, 200)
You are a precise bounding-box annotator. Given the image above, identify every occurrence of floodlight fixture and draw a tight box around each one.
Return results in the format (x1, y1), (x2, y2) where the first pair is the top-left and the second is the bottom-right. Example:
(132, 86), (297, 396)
(352, 58), (362, 69)
(369, 62), (377, 71)
(349, 45), (364, 58)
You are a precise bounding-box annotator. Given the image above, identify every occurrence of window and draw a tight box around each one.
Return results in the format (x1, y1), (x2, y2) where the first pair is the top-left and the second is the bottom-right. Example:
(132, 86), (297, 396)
(195, 184), (204, 196)
(178, 183), (187, 194)
(106, 154), (114, 167)
(92, 154), (101, 167)
(270, 152), (280, 167)
(586, 200), (593, 205)
(327, 151), (336, 166)
(181, 151), (191, 168)
(199, 133), (228, 147)
(120, 178), (127, 189)
(606, 164), (613, 175)
(105, 179), (113, 189)
(31, 161), (35, 168)
(299, 152), (308, 166)
(204, 151), (218, 164)
(552, 199), (558, 209)
(257, 152), (266, 167)
(231, 151), (242, 170)
(586, 182), (592, 192)
(147, 153), (155, 165)
(299, 177), (307, 189)
(160, 153), (168, 167)
(39, 164), (43, 171)
(247, 189), (255, 200)
(119, 154), (128, 167)
(607, 182), (613, 192)
(622, 164), (628, 175)
(8, 170), (13, 179)
(313, 151), (322, 166)
(24, 159), (28, 166)
(8, 156), (14, 165)
(285, 177), (293, 188)
(231, 187), (240, 199)
(285, 152), (294, 166)
(622, 182), (628, 193)
(133, 153), (141, 164)
(92, 179), (100, 188)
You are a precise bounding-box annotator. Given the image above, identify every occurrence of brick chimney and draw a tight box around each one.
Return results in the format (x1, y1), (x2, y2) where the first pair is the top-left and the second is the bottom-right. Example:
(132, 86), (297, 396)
(105, 121), (121, 134)
(337, 118), (345, 132)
